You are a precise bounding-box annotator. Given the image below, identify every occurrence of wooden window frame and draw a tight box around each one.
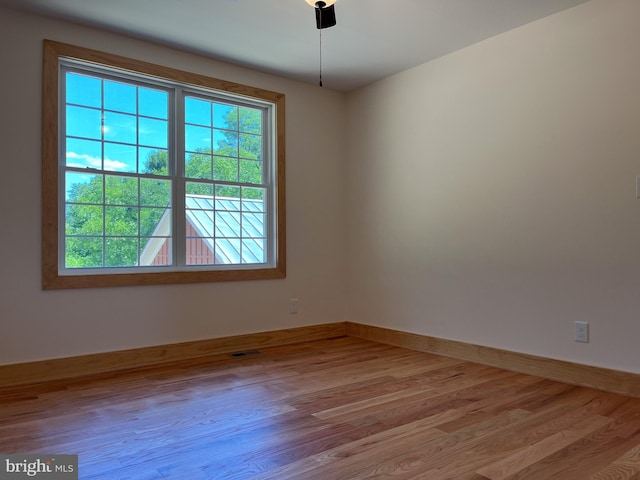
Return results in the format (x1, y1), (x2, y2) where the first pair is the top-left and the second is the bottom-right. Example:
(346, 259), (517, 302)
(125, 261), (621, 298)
(42, 40), (286, 289)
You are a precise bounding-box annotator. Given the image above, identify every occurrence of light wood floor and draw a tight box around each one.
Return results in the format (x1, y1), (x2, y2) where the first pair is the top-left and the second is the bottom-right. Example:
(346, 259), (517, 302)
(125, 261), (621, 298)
(1, 337), (639, 479)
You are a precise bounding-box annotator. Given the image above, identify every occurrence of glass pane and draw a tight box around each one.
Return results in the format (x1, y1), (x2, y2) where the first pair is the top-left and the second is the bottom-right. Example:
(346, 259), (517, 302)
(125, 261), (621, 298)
(239, 160), (262, 185)
(215, 211), (240, 238)
(139, 88), (168, 119)
(186, 205), (214, 237)
(104, 143), (136, 172)
(215, 239), (240, 264)
(66, 138), (102, 169)
(185, 97), (211, 127)
(105, 176), (138, 206)
(105, 206), (138, 236)
(213, 103), (237, 129)
(140, 207), (168, 237)
(105, 237), (138, 267)
(239, 107), (261, 134)
(242, 187), (265, 203)
(242, 212), (264, 238)
(213, 157), (238, 182)
(213, 129), (237, 155)
(185, 125), (211, 153)
(186, 235), (214, 265)
(65, 172), (103, 203)
(66, 73), (101, 108)
(65, 205), (103, 235)
(66, 105), (102, 140)
(139, 118), (168, 148)
(239, 133), (261, 160)
(140, 148), (168, 175)
(103, 111), (136, 144)
(185, 190), (214, 266)
(185, 152), (212, 180)
(216, 184), (240, 200)
(104, 80), (136, 114)
(186, 182), (213, 197)
(140, 178), (171, 207)
(65, 237), (103, 268)
(242, 239), (265, 264)
(140, 237), (171, 266)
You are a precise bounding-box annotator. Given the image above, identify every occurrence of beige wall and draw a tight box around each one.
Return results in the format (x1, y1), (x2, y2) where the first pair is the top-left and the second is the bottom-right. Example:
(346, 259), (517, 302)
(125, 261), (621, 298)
(0, 7), (347, 364)
(346, 0), (640, 374)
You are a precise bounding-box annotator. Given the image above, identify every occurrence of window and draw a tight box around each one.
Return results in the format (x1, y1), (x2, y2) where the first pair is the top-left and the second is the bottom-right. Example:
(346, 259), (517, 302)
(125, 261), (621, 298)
(42, 41), (286, 289)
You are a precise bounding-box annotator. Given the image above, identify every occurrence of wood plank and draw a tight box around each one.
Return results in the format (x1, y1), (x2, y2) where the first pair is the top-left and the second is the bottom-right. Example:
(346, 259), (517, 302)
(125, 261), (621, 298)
(476, 415), (611, 480)
(1, 337), (640, 479)
(347, 322), (640, 398)
(589, 444), (640, 480)
(0, 322), (347, 387)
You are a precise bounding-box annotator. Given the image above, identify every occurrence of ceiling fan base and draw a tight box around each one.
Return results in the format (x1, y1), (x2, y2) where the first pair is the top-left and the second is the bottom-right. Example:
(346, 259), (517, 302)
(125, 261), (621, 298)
(314, 3), (336, 29)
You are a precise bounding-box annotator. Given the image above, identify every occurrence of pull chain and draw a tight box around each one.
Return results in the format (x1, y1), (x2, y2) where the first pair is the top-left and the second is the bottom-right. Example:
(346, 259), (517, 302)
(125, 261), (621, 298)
(318, 6), (323, 87)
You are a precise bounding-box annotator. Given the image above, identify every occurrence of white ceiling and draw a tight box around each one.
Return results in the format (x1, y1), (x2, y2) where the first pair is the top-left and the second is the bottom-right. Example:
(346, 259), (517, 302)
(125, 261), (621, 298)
(1, 0), (591, 91)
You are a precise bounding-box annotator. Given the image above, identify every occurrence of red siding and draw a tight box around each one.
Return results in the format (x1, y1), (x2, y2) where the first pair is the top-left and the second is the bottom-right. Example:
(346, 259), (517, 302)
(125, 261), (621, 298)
(151, 220), (214, 265)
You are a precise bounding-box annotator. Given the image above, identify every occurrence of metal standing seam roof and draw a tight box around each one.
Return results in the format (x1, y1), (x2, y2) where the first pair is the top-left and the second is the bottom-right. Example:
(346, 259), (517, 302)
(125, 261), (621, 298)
(185, 195), (266, 264)
(139, 194), (266, 266)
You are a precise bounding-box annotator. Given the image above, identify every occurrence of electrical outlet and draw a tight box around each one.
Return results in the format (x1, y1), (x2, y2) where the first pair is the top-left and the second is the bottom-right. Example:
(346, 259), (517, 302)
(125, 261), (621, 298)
(574, 321), (589, 343)
(290, 298), (299, 314)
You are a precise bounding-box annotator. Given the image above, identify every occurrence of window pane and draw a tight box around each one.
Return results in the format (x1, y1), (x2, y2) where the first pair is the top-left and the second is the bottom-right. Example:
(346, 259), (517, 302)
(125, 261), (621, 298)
(239, 159), (262, 184)
(216, 184), (240, 200)
(241, 212), (264, 238)
(66, 138), (102, 169)
(185, 97), (211, 127)
(104, 80), (136, 114)
(66, 204), (104, 235)
(215, 239), (240, 264)
(140, 178), (171, 207)
(140, 207), (168, 237)
(103, 111), (136, 144)
(242, 187), (265, 204)
(66, 105), (102, 140)
(104, 143), (136, 172)
(213, 156), (238, 182)
(66, 73), (101, 108)
(140, 237), (172, 266)
(140, 148), (168, 175)
(65, 237), (103, 268)
(186, 199), (214, 237)
(239, 107), (261, 134)
(239, 133), (261, 160)
(213, 129), (237, 155)
(186, 192), (214, 265)
(139, 118), (168, 149)
(242, 239), (265, 264)
(186, 182), (213, 197)
(105, 206), (138, 236)
(65, 172), (103, 204)
(185, 125), (211, 153)
(105, 175), (138, 206)
(185, 152), (212, 180)
(139, 88), (168, 119)
(105, 237), (138, 267)
(215, 211), (240, 238)
(213, 103), (237, 129)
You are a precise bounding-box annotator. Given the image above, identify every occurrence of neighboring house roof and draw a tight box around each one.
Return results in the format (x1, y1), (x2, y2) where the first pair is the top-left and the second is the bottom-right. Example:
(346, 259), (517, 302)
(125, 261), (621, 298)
(139, 194), (265, 266)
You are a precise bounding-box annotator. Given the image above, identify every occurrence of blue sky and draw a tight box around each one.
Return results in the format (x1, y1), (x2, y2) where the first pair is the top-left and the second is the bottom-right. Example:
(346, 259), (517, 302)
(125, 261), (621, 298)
(65, 71), (238, 175)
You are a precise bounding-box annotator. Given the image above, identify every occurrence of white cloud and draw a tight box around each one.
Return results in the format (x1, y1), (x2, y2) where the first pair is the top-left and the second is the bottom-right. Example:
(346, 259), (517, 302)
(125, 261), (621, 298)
(66, 151), (129, 171)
